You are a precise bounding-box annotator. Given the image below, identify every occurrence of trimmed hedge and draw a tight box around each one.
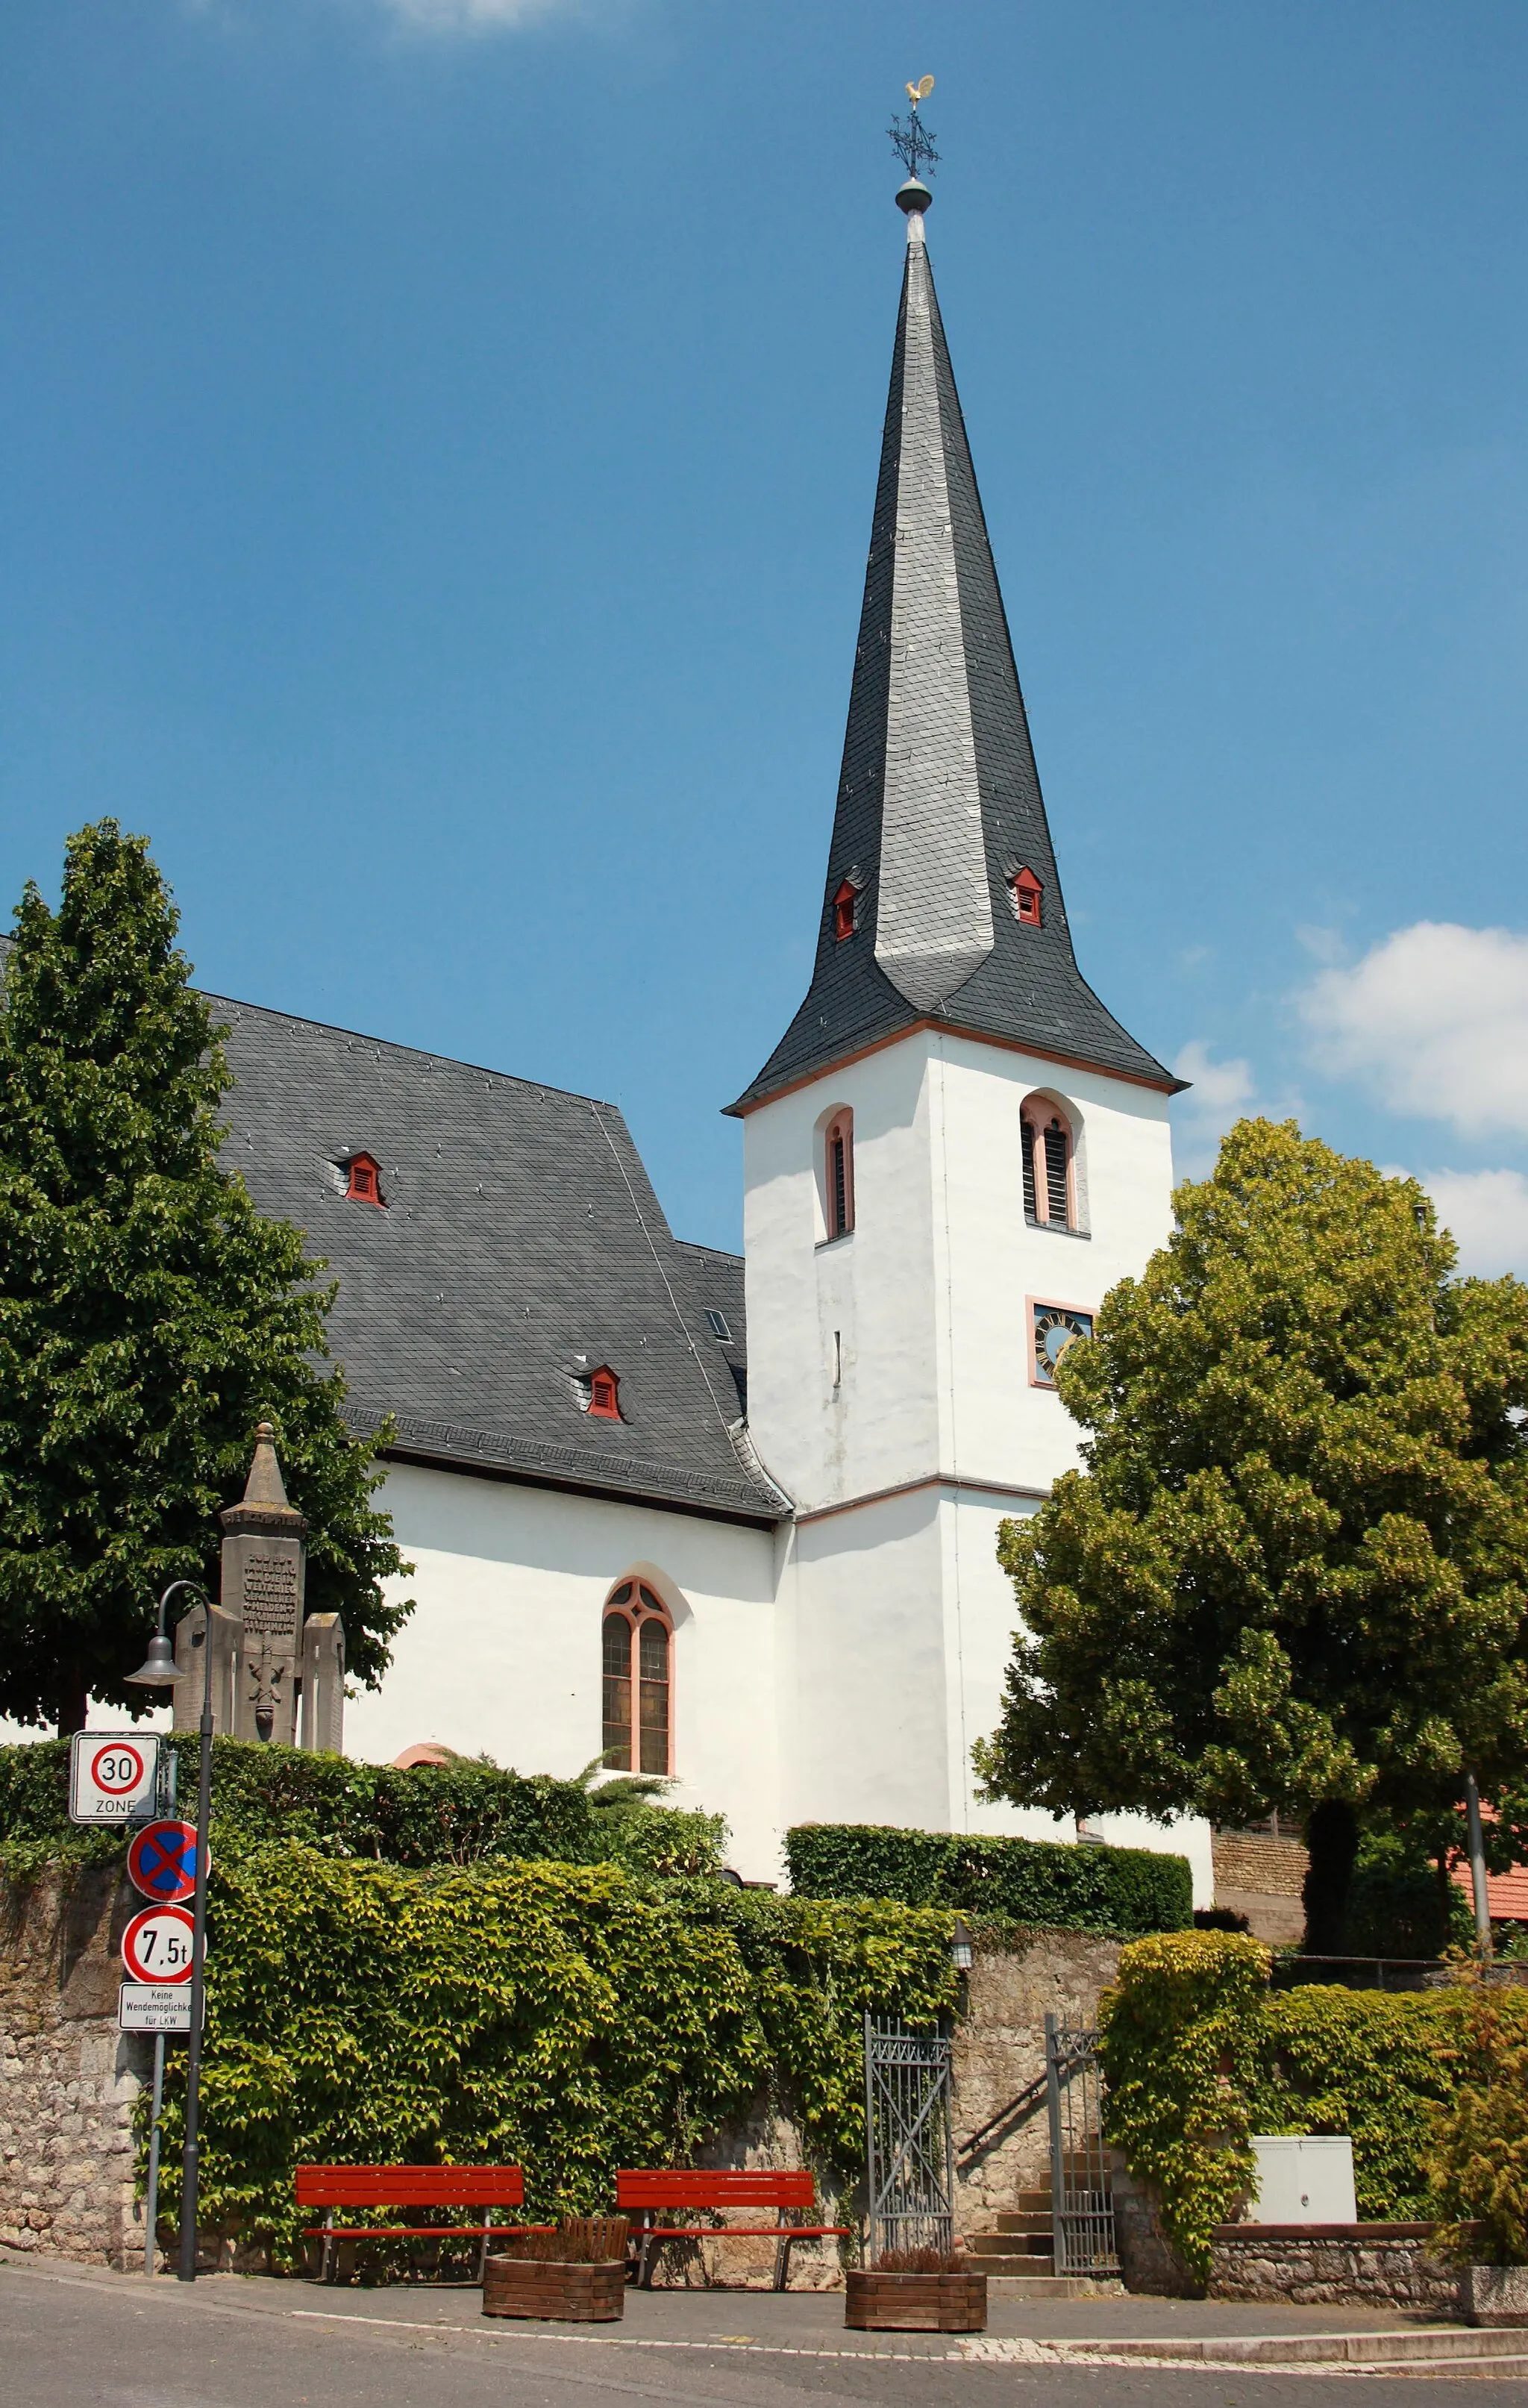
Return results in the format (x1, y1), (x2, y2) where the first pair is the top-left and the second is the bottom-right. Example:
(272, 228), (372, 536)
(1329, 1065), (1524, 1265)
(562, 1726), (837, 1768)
(126, 1850), (956, 2260)
(785, 1821), (1192, 1937)
(0, 1737), (725, 1880)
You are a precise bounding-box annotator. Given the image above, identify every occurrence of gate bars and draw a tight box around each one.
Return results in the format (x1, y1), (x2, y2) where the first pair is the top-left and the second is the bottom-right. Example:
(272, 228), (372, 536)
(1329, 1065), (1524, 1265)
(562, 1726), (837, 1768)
(862, 2013), (955, 2262)
(1044, 2013), (1120, 2277)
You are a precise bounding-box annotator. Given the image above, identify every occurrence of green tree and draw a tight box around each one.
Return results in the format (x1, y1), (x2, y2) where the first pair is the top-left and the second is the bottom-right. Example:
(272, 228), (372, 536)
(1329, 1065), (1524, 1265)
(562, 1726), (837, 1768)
(0, 820), (412, 1732)
(973, 1119), (1528, 1954)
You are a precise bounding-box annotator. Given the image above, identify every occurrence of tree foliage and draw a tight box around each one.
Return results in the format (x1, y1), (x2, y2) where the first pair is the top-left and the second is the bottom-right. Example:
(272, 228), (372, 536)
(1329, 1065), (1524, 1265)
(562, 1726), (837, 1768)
(974, 1121), (1528, 1932)
(0, 821), (410, 1729)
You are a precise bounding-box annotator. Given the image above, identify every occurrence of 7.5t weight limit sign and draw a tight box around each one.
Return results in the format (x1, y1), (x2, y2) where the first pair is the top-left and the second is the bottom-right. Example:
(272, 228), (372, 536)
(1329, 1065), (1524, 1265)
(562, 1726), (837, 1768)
(121, 1904), (195, 1986)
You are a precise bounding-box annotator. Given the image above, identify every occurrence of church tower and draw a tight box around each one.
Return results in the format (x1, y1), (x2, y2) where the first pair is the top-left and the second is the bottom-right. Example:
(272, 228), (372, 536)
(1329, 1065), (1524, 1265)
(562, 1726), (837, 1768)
(732, 165), (1184, 1845)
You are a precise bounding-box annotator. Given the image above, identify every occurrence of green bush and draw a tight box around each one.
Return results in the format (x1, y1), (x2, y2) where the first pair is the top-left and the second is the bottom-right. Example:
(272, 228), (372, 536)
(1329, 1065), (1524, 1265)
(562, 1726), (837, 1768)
(0, 1736), (726, 1881)
(131, 1849), (956, 2260)
(1425, 1987), (1528, 2264)
(1100, 1931), (1270, 2280)
(1098, 1930), (1528, 2277)
(785, 1822), (1192, 1936)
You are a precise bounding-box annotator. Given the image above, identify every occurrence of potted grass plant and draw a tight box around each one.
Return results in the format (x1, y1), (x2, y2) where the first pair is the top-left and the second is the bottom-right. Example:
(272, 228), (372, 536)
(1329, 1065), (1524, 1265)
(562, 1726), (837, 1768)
(845, 2245), (986, 2333)
(483, 2217), (630, 2323)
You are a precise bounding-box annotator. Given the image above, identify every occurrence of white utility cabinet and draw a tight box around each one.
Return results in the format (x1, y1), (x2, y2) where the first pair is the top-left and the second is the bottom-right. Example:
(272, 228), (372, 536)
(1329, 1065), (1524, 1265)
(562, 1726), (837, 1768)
(1248, 2135), (1357, 2224)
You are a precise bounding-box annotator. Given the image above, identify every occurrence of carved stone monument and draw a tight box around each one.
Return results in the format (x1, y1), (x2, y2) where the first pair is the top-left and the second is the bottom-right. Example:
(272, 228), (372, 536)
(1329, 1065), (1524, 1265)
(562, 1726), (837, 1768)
(299, 1613), (346, 1755)
(221, 1423), (307, 1745)
(170, 1598), (242, 1733)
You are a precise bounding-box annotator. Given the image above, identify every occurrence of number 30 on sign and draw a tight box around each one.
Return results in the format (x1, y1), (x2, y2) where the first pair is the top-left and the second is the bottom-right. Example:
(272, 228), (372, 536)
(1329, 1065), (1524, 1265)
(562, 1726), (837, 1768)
(121, 1904), (195, 1986)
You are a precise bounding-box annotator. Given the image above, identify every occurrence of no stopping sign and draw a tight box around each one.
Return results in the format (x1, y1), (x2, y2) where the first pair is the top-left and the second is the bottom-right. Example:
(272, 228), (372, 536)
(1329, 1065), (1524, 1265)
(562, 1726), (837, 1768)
(121, 1904), (196, 1986)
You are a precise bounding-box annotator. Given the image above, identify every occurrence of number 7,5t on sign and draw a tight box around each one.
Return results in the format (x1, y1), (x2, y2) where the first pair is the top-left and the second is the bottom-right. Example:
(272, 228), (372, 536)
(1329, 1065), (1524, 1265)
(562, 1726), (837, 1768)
(121, 1904), (195, 1986)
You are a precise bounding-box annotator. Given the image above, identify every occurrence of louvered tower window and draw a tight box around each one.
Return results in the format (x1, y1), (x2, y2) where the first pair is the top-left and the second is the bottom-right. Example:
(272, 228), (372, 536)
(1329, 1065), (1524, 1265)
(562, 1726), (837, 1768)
(1021, 1095), (1077, 1231)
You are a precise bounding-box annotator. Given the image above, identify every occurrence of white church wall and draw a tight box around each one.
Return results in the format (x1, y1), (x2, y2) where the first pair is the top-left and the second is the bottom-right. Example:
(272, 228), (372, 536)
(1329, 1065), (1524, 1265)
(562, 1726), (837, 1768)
(345, 1461), (782, 1881)
(742, 1039), (941, 1512)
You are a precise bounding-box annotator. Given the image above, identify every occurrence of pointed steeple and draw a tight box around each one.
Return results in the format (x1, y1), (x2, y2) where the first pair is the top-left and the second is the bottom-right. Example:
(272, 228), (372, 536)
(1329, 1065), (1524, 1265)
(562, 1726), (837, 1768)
(731, 174), (1177, 1111)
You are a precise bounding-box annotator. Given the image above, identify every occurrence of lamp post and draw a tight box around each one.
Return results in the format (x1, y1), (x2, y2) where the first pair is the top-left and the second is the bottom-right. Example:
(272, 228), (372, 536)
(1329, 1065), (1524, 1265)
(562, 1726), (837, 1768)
(127, 1579), (214, 2283)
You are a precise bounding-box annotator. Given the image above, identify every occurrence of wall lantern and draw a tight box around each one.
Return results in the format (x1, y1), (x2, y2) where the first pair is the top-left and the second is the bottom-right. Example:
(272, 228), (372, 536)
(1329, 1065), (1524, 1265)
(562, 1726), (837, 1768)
(950, 1913), (974, 1972)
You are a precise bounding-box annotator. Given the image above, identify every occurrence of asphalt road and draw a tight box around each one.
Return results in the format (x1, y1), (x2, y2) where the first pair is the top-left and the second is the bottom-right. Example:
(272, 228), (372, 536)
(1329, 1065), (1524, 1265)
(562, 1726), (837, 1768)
(5, 2260), (1528, 2407)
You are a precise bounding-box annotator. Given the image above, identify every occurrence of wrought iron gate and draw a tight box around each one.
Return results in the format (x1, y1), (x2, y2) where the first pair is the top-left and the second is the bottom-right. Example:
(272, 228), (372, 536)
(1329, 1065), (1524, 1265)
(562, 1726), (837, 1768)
(1044, 2013), (1118, 2277)
(863, 2013), (955, 2261)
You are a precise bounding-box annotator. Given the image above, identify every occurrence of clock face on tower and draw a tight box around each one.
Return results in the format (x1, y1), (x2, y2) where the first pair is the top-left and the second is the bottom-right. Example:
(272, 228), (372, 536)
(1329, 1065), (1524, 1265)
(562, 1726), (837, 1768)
(1031, 1302), (1095, 1388)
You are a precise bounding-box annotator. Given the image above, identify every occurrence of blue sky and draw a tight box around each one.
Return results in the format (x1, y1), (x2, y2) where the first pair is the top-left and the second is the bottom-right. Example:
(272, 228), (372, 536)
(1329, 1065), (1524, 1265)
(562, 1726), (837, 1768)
(4, 1), (1527, 1265)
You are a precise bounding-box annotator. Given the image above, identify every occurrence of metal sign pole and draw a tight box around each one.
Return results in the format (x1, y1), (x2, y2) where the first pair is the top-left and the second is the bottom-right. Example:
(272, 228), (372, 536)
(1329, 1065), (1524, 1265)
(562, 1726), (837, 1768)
(178, 1618), (215, 2282)
(143, 2034), (166, 2277)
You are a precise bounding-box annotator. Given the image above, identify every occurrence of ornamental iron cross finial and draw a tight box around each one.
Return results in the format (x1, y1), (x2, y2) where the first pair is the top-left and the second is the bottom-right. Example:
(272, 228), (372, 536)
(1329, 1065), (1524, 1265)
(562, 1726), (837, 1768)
(889, 74), (939, 183)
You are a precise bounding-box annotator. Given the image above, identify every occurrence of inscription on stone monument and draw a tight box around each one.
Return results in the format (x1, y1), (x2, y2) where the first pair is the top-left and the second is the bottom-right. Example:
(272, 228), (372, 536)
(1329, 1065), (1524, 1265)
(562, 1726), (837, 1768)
(241, 1551), (301, 1641)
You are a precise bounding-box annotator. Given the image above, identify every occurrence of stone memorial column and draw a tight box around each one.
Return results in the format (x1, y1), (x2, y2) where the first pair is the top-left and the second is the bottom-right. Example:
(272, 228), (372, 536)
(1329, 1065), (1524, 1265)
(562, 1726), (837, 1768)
(171, 1600), (242, 1734)
(220, 1423), (307, 1746)
(299, 1613), (346, 1755)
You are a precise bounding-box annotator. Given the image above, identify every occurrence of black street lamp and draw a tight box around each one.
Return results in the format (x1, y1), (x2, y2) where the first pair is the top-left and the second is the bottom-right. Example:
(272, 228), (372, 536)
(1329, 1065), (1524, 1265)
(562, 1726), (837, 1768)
(127, 1578), (215, 2283)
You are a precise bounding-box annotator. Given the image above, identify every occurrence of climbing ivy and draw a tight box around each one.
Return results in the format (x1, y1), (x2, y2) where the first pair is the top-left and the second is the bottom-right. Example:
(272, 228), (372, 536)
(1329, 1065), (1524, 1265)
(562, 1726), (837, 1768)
(142, 1850), (957, 2262)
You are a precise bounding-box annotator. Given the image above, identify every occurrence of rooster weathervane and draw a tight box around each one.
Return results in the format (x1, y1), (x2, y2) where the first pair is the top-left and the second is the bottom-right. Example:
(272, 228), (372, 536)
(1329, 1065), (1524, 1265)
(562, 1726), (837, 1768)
(889, 74), (939, 184)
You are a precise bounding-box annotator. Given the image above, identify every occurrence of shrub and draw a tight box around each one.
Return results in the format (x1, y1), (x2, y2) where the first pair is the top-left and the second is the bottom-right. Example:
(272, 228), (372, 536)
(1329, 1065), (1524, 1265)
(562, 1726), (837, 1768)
(131, 1849), (956, 2260)
(1099, 1931), (1271, 2280)
(0, 1736), (725, 1880)
(784, 1823), (1192, 1936)
(1426, 1988), (1528, 2264)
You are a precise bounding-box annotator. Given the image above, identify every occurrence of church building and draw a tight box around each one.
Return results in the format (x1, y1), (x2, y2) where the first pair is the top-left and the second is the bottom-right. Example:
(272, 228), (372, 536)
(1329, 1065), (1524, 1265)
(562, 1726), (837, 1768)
(199, 172), (1207, 1896)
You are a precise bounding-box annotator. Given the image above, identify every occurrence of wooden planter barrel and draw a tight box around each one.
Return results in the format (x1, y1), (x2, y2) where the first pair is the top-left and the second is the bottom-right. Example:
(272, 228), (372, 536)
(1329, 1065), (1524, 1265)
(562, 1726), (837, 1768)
(845, 2269), (986, 2332)
(482, 2256), (626, 2323)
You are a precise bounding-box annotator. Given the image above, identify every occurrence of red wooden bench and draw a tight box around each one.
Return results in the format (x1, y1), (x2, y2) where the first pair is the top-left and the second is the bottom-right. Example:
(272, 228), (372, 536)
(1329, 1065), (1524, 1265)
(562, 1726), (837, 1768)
(295, 2163), (536, 2283)
(616, 2169), (848, 2291)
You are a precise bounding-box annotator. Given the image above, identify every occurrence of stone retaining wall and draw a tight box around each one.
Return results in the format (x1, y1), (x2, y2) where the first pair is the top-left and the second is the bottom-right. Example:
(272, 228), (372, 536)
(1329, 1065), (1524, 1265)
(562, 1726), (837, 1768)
(0, 1867), (151, 2268)
(1210, 2223), (1459, 2317)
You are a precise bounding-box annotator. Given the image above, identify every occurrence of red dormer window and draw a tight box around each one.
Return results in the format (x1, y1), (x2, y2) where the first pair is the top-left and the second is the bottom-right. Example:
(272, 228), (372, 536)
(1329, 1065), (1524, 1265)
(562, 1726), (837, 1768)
(1011, 867), (1043, 927)
(833, 881), (858, 941)
(587, 1366), (621, 1420)
(345, 1152), (385, 1207)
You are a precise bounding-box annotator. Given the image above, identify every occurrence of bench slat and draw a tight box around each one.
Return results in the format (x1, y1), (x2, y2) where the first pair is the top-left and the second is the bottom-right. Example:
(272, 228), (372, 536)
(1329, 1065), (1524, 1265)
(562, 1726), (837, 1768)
(616, 2170), (815, 2210)
(295, 2165), (524, 2208)
(641, 2224), (848, 2240)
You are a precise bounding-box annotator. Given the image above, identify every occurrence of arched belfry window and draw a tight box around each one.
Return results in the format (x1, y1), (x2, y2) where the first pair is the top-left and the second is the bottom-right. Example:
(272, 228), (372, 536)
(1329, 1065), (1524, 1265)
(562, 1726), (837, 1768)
(823, 1110), (854, 1240)
(1021, 1095), (1076, 1230)
(601, 1580), (672, 1775)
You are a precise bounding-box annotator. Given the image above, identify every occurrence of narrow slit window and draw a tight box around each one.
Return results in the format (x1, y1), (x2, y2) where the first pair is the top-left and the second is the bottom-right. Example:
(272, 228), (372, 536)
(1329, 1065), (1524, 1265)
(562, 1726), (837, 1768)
(823, 1110), (854, 1239)
(1021, 1128), (1038, 1221)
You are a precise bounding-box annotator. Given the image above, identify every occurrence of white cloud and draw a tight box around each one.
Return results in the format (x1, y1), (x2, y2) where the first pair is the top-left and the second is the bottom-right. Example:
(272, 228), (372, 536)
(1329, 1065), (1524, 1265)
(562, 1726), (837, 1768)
(1299, 921), (1528, 1139)
(1421, 1168), (1528, 1279)
(1170, 1039), (1256, 1177)
(365, 0), (604, 28)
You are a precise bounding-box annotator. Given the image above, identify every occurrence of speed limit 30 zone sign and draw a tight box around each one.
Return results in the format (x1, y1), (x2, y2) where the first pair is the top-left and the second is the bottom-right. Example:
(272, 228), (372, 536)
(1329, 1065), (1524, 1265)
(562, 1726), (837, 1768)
(69, 1731), (160, 1823)
(121, 1904), (195, 1986)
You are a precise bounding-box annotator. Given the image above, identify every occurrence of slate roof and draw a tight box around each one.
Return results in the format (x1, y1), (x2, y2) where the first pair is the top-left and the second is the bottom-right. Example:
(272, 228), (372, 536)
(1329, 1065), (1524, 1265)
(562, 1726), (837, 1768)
(731, 186), (1180, 1112)
(210, 995), (784, 1524)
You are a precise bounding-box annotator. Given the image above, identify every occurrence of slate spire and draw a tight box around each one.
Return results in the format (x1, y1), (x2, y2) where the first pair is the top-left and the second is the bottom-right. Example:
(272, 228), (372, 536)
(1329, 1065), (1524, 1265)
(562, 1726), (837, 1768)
(731, 175), (1177, 1110)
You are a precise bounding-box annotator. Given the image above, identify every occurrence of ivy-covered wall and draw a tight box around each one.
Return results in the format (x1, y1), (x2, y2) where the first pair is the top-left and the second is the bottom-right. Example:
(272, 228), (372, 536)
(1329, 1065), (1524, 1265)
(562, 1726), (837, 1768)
(786, 1821), (1192, 1936)
(1099, 1932), (1528, 2282)
(144, 1852), (957, 2262)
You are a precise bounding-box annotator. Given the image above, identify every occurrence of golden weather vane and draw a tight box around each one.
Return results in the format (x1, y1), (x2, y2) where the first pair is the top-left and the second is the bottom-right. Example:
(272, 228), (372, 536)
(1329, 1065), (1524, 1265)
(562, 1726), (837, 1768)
(890, 75), (939, 183)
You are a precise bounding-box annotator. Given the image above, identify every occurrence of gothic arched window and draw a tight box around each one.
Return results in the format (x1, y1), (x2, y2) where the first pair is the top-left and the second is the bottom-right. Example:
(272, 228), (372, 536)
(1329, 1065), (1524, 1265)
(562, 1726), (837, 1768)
(1021, 1095), (1076, 1230)
(601, 1580), (672, 1774)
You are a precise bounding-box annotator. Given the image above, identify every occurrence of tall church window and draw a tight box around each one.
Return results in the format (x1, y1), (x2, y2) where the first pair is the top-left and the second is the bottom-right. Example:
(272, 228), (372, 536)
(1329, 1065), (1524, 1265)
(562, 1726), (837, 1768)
(601, 1580), (672, 1774)
(1021, 1095), (1076, 1231)
(824, 1110), (854, 1239)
